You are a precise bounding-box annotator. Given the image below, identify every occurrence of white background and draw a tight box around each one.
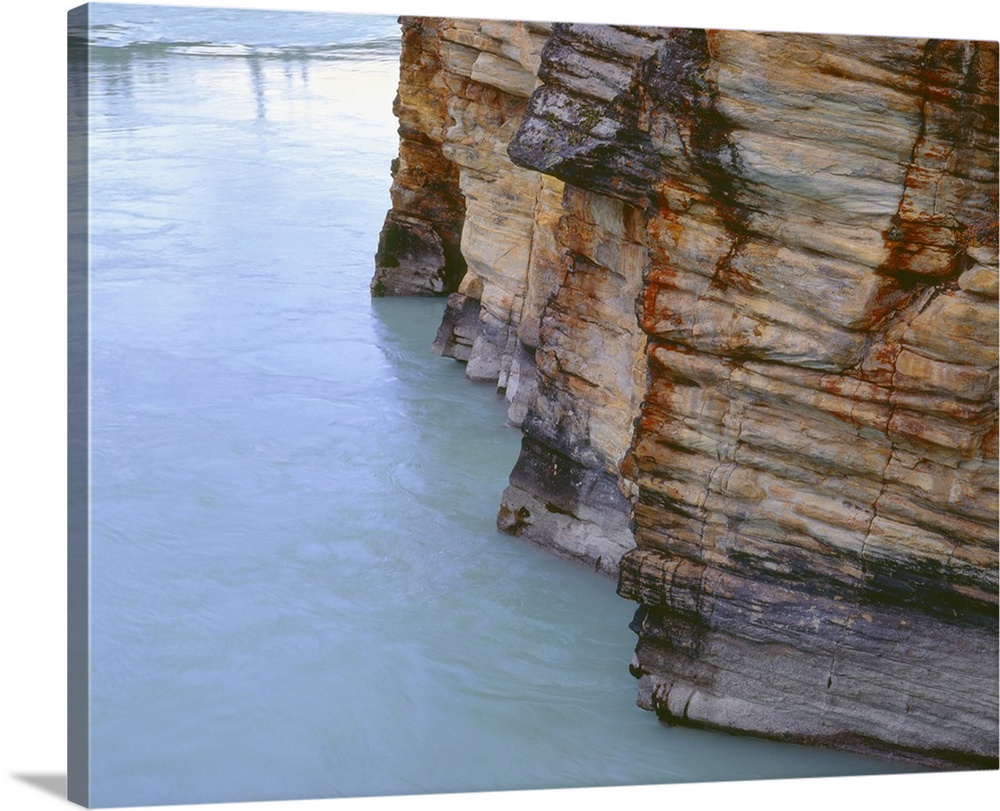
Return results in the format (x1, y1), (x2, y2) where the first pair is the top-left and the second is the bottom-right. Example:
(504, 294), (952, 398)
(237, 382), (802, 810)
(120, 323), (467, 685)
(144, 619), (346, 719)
(3, 1), (998, 809)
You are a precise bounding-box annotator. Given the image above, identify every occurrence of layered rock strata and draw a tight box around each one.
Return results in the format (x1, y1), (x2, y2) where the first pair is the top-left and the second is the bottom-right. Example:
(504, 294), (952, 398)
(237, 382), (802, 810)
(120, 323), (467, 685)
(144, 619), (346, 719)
(376, 17), (645, 574)
(371, 18), (468, 296)
(373, 18), (999, 767)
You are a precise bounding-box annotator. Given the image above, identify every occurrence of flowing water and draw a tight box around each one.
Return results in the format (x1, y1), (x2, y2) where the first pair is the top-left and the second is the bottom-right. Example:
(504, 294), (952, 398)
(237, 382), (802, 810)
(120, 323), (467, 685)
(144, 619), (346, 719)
(79, 4), (921, 807)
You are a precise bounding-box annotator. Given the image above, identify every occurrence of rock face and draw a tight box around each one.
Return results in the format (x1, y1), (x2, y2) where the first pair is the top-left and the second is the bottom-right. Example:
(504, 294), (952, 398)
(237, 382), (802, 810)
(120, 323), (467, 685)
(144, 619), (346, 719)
(376, 17), (643, 574)
(373, 18), (999, 768)
(371, 19), (468, 296)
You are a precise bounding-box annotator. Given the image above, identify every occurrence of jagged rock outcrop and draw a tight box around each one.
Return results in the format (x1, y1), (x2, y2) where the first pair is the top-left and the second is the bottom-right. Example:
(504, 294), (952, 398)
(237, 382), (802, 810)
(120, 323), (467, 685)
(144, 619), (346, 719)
(377, 17), (643, 574)
(373, 18), (999, 768)
(371, 19), (468, 296)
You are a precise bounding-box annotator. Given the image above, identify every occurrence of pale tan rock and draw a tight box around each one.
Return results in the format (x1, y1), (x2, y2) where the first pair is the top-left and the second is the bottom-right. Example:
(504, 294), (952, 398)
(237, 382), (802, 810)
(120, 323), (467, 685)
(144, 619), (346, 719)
(903, 289), (1000, 367)
(379, 17), (999, 768)
(959, 263), (1000, 297)
(894, 348), (997, 401)
(968, 245), (999, 266)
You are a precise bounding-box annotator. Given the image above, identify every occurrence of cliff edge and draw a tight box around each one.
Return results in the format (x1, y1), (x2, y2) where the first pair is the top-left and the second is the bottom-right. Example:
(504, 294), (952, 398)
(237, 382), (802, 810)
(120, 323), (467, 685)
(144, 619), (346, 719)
(373, 17), (999, 768)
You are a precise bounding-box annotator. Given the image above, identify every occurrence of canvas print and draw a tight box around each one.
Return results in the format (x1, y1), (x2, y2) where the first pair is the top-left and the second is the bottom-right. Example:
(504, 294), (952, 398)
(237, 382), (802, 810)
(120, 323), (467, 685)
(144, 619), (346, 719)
(68, 1), (998, 808)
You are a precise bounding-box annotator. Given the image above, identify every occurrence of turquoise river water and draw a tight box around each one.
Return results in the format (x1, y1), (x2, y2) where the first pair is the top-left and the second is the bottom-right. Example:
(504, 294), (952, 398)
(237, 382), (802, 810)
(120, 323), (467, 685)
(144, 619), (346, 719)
(78, 4), (921, 806)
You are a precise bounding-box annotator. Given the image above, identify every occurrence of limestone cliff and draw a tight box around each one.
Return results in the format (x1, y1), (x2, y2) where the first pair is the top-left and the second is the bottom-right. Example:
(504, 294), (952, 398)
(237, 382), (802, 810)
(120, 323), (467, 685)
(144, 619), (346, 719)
(371, 18), (468, 296)
(373, 17), (999, 768)
(374, 17), (643, 574)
